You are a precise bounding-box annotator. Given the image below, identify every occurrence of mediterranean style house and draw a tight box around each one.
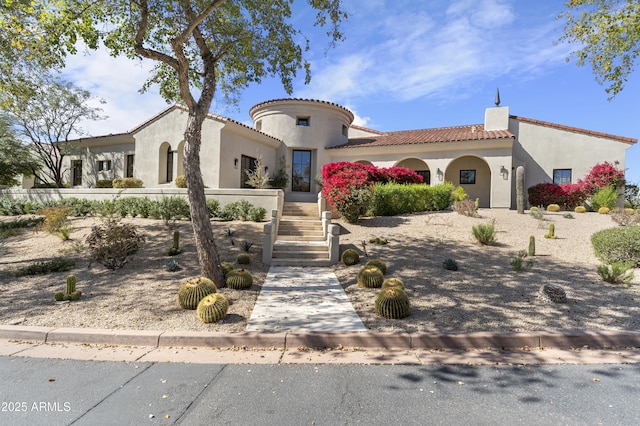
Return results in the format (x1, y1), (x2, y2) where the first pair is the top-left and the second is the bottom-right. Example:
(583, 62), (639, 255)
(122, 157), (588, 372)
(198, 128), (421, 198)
(19, 98), (637, 209)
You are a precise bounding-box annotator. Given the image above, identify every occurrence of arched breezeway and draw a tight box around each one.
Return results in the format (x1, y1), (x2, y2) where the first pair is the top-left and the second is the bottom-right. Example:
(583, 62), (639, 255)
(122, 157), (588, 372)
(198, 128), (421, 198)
(395, 158), (431, 184)
(445, 156), (491, 207)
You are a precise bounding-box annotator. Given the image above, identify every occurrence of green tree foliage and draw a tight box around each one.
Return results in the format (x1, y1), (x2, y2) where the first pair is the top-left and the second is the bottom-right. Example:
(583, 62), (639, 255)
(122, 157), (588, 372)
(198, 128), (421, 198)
(0, 113), (38, 186)
(559, 0), (640, 98)
(1, 1), (346, 281)
(1, 77), (105, 187)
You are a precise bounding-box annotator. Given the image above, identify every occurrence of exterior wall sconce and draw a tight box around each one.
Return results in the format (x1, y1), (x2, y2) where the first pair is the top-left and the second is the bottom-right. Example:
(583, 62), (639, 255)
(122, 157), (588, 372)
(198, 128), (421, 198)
(500, 165), (508, 179)
(436, 168), (443, 181)
(234, 158), (239, 169)
(264, 166), (269, 173)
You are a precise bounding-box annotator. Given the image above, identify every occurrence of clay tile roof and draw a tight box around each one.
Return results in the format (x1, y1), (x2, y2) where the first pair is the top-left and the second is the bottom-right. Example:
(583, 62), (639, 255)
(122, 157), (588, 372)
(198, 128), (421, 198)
(349, 124), (385, 135)
(511, 115), (637, 145)
(331, 124), (514, 149)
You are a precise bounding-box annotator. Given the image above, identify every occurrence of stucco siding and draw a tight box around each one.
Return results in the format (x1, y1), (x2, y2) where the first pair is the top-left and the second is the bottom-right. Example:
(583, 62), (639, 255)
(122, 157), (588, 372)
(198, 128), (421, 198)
(510, 119), (629, 192)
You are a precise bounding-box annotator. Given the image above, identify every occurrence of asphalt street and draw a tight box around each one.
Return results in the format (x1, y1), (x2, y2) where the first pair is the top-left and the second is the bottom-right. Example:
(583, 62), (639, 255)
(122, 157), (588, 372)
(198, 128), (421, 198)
(1, 357), (639, 425)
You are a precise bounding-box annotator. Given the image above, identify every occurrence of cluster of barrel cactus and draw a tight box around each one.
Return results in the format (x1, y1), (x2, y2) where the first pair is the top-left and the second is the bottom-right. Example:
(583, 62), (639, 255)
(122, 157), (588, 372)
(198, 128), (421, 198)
(54, 275), (82, 302)
(352, 259), (411, 320)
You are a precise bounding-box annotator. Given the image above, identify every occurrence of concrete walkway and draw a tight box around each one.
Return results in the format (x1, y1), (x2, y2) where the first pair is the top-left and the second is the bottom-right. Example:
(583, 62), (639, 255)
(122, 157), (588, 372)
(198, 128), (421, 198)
(246, 266), (367, 332)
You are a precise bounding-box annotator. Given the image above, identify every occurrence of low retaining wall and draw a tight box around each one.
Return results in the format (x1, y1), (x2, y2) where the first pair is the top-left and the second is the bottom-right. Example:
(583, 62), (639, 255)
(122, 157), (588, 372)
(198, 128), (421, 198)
(0, 188), (284, 214)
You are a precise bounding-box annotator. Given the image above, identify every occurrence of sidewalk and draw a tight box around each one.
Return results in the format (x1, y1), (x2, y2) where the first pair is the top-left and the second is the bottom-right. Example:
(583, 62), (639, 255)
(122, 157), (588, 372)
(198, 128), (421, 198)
(246, 266), (366, 332)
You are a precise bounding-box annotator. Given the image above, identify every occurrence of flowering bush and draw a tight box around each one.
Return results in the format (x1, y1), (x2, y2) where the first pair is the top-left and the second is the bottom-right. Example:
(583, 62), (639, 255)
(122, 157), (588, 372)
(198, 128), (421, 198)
(579, 162), (625, 194)
(321, 162), (423, 222)
(528, 162), (624, 209)
(527, 182), (587, 209)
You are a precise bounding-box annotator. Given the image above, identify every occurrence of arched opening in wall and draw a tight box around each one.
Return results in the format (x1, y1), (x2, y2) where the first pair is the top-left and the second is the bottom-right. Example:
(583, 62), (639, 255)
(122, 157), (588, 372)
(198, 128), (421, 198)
(445, 156), (491, 208)
(176, 141), (185, 178)
(355, 160), (373, 166)
(395, 158), (430, 184)
(158, 142), (172, 184)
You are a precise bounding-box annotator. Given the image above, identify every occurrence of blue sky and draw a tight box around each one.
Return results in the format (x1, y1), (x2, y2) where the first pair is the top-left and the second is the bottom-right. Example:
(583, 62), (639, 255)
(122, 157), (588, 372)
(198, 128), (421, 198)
(62, 0), (640, 184)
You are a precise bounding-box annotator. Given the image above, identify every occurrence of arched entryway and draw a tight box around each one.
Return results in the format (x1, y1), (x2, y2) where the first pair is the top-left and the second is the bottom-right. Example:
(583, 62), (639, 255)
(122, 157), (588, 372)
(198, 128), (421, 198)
(445, 156), (491, 207)
(395, 158), (430, 184)
(158, 142), (174, 184)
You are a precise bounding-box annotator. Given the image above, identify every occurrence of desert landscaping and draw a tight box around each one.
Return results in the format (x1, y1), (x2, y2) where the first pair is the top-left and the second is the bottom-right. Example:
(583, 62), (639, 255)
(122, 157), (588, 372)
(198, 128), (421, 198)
(1, 208), (639, 334)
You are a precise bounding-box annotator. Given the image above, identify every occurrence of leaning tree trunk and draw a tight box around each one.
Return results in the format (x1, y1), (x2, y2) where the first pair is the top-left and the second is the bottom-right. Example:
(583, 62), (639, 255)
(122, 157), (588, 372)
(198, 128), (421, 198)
(183, 109), (226, 287)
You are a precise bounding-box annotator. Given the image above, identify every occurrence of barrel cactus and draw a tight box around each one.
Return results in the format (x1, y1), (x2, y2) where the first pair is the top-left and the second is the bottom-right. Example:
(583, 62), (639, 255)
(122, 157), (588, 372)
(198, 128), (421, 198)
(341, 249), (360, 266)
(381, 277), (405, 291)
(375, 288), (411, 319)
(574, 206), (587, 213)
(226, 268), (253, 290)
(546, 204), (561, 212)
(54, 292), (65, 302)
(178, 277), (217, 310)
(365, 259), (387, 275)
(197, 293), (229, 323)
(221, 261), (235, 277)
(357, 266), (384, 288)
(237, 253), (251, 265)
(598, 207), (610, 214)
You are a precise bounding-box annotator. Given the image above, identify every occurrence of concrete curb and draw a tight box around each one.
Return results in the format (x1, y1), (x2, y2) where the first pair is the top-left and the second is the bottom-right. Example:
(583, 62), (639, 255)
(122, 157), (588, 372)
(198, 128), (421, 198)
(1, 325), (639, 351)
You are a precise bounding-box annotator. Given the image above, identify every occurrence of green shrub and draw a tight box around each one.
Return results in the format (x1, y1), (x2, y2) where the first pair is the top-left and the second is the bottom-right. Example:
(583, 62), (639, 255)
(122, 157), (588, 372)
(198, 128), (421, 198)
(15, 257), (76, 277)
(591, 186), (618, 210)
(112, 177), (143, 188)
(510, 250), (533, 271)
(174, 175), (187, 188)
(249, 206), (267, 222)
(591, 225), (640, 266)
(206, 199), (220, 218)
(156, 196), (190, 224)
(367, 182), (453, 216)
(472, 221), (496, 245)
(220, 200), (253, 221)
(96, 179), (113, 188)
(452, 186), (467, 202)
(596, 262), (634, 286)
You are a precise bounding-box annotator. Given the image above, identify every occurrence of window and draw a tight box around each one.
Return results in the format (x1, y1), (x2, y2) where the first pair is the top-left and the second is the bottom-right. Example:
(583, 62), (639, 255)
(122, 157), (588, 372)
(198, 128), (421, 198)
(416, 170), (431, 185)
(460, 169), (476, 184)
(126, 155), (134, 178)
(166, 147), (174, 182)
(553, 169), (572, 184)
(255, 120), (262, 131)
(292, 150), (312, 192)
(296, 116), (310, 126)
(97, 160), (112, 171)
(71, 160), (83, 186)
(342, 124), (348, 137)
(240, 155), (257, 188)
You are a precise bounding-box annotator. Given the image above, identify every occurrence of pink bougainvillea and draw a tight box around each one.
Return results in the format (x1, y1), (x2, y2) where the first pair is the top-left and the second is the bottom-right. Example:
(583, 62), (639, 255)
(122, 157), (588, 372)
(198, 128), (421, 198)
(321, 162), (423, 222)
(527, 162), (624, 209)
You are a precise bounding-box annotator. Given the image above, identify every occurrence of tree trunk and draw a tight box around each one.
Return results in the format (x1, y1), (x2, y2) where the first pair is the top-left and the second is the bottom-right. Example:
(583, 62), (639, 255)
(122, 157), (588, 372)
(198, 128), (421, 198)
(183, 108), (226, 287)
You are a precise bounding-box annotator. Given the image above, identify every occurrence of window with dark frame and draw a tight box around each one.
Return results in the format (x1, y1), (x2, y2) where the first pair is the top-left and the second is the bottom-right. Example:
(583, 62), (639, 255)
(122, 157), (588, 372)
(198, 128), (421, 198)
(460, 169), (476, 184)
(126, 155), (134, 178)
(71, 160), (83, 186)
(292, 150), (312, 192)
(97, 160), (111, 171)
(416, 170), (431, 185)
(240, 155), (257, 188)
(553, 169), (572, 184)
(296, 116), (310, 126)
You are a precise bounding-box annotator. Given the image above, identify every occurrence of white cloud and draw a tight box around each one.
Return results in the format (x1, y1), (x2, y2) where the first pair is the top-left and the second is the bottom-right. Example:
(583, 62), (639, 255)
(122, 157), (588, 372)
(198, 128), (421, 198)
(298, 0), (565, 106)
(62, 45), (169, 136)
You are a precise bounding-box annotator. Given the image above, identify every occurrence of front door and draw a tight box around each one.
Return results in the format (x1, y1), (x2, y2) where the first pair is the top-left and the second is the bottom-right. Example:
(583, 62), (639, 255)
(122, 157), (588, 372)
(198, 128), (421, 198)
(71, 160), (82, 186)
(292, 150), (311, 192)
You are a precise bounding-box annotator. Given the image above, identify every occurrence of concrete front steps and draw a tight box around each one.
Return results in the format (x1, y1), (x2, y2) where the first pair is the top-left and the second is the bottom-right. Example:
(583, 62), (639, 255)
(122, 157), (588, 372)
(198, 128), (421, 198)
(270, 202), (331, 267)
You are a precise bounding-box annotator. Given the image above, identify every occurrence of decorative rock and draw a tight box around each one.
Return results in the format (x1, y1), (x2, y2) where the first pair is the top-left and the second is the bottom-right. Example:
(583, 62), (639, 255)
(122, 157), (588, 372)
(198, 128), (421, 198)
(538, 283), (567, 303)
